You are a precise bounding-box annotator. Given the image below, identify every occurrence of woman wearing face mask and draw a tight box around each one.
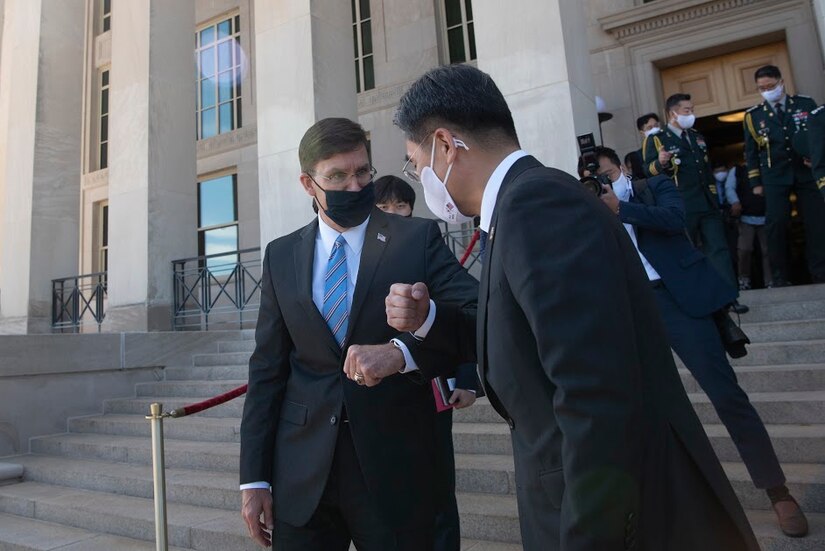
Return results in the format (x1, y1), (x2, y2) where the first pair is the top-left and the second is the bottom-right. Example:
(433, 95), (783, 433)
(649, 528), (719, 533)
(642, 93), (748, 314)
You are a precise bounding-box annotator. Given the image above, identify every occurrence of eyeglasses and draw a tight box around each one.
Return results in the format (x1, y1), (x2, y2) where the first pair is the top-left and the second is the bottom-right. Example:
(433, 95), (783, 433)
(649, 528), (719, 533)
(401, 133), (434, 184)
(757, 81), (782, 93)
(310, 165), (377, 188)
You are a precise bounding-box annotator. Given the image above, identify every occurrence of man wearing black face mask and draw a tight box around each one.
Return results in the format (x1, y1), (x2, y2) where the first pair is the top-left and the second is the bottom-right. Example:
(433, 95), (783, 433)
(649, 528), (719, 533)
(239, 118), (478, 550)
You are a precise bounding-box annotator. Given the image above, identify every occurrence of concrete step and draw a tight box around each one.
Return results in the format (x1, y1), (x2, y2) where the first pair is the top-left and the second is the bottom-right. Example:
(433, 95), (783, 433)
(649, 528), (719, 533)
(165, 364), (248, 381)
(707, 424), (825, 464)
(0, 482), (257, 551)
(104, 396), (244, 418)
(738, 299), (825, 323)
(135, 380), (247, 398)
(749, 509), (825, 550)
(741, 319), (825, 343)
(453, 453), (825, 513)
(690, 391), (825, 425)
(679, 365), (825, 394)
(9, 455), (238, 511)
(69, 414), (240, 443)
(0, 512), (190, 551)
(192, 352), (250, 367)
(218, 339), (256, 353)
(730, 340), (825, 367)
(30, 433), (239, 472)
(740, 284), (825, 306)
(452, 422), (825, 464)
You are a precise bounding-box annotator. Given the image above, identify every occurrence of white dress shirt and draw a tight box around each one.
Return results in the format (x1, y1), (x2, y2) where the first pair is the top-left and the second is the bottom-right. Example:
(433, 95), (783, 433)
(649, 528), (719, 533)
(614, 174), (662, 282)
(479, 150), (529, 233)
(240, 214), (435, 491)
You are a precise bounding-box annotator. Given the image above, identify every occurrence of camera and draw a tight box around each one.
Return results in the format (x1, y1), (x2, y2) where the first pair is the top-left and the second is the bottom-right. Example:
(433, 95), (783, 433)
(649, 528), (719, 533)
(577, 133), (612, 196)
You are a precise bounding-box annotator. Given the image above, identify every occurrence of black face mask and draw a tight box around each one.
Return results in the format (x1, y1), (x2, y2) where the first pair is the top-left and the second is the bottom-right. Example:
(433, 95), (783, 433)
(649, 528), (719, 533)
(315, 182), (375, 228)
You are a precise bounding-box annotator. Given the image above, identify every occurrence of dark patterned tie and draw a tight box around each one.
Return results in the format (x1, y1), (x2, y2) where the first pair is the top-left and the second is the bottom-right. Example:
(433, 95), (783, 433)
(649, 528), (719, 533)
(775, 103), (785, 124)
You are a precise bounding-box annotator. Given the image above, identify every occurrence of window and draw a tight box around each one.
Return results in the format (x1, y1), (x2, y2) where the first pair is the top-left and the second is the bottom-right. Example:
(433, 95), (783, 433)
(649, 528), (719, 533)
(99, 203), (109, 275)
(198, 174), (239, 274)
(352, 0), (374, 93)
(444, 0), (476, 64)
(196, 15), (242, 140)
(102, 0), (111, 33)
(99, 70), (109, 169)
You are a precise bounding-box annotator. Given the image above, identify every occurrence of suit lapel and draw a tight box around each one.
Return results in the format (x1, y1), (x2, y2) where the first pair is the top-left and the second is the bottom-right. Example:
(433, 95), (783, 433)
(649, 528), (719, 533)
(293, 220), (341, 355)
(346, 210), (390, 343)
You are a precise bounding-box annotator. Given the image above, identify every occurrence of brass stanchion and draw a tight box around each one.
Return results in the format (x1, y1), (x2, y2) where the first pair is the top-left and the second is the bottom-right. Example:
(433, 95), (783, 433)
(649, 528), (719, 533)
(147, 403), (169, 551)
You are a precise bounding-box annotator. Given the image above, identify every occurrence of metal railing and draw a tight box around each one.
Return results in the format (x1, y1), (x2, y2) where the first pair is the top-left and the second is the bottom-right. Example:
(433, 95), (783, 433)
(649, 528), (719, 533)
(51, 272), (108, 332)
(171, 248), (262, 331)
(440, 221), (482, 271)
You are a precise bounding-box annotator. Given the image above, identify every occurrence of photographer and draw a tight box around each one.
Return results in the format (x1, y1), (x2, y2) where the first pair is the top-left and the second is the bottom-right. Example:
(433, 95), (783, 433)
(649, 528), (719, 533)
(593, 146), (808, 538)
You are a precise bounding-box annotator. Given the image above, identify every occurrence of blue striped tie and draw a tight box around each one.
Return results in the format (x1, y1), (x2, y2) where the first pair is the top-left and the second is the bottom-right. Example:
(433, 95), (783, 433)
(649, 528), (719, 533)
(323, 235), (349, 347)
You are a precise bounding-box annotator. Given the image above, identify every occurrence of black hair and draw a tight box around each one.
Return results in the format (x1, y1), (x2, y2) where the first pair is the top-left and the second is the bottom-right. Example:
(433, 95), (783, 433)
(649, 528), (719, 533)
(754, 65), (782, 81)
(665, 94), (692, 113)
(712, 160), (727, 170)
(624, 150), (646, 180)
(374, 175), (416, 209)
(594, 146), (622, 170)
(636, 113), (659, 131)
(299, 118), (369, 173)
(394, 64), (520, 147)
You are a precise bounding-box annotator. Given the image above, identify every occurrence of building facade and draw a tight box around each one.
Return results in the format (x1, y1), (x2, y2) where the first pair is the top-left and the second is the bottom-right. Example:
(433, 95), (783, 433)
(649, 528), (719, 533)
(0, 0), (823, 334)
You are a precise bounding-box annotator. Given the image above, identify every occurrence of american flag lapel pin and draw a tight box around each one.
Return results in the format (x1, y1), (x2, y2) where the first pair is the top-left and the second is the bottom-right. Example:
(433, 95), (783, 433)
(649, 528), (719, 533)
(377, 233), (387, 242)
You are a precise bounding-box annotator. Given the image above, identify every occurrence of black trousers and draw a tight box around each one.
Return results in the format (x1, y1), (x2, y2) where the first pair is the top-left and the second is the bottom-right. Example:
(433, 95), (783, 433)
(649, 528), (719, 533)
(765, 179), (825, 282)
(275, 424), (434, 551)
(686, 209), (738, 290)
(653, 285), (785, 490)
(433, 409), (460, 551)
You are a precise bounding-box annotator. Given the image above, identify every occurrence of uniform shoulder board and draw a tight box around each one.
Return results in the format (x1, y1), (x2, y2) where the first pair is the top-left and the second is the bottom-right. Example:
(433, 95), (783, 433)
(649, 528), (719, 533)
(745, 105), (760, 113)
(812, 105), (825, 115)
(797, 94), (813, 99)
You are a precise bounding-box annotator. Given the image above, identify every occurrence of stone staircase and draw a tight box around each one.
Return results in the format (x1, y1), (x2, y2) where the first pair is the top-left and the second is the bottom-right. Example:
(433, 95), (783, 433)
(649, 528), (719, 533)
(1, 285), (825, 550)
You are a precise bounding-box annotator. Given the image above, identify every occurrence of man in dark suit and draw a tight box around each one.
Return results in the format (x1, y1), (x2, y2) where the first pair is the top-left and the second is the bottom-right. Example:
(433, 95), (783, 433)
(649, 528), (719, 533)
(595, 146), (808, 538)
(743, 65), (825, 284)
(239, 118), (478, 550)
(390, 63), (759, 551)
(806, 104), (825, 200)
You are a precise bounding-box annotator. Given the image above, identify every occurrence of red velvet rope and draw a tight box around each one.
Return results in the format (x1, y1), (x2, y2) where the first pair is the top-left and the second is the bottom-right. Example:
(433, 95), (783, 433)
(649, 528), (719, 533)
(168, 227), (481, 418)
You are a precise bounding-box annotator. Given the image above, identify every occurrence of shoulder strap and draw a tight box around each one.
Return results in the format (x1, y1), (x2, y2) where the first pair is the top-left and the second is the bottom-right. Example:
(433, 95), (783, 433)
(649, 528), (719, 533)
(631, 178), (656, 207)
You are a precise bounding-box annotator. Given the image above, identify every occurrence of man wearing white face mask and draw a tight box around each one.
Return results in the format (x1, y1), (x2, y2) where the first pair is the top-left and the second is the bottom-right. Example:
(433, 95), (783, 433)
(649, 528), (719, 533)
(642, 93), (746, 313)
(743, 64), (825, 286)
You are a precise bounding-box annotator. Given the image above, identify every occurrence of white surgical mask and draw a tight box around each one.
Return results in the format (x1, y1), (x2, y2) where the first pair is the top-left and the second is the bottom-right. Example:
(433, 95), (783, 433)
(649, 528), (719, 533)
(714, 171), (729, 183)
(761, 84), (785, 105)
(675, 114), (696, 130)
(420, 137), (474, 225)
(644, 127), (661, 138)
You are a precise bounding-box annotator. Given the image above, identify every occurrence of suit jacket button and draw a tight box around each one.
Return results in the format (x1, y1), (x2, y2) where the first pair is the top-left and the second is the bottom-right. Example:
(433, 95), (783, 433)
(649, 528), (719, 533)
(330, 415), (337, 425)
(507, 418), (515, 430)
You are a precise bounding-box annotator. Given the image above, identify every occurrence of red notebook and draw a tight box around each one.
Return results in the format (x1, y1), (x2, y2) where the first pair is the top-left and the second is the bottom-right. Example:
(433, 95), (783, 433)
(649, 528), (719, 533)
(432, 376), (455, 413)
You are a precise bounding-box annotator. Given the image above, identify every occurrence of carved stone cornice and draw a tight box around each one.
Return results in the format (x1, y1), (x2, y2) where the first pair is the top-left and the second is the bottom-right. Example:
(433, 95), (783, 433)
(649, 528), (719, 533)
(600, 0), (782, 43)
(196, 125), (257, 158)
(82, 168), (109, 190)
(357, 80), (413, 115)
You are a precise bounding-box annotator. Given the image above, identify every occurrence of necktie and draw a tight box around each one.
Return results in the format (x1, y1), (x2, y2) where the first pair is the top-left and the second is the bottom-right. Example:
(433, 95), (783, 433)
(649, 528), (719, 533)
(775, 103), (785, 124)
(323, 235), (349, 347)
(680, 131), (692, 151)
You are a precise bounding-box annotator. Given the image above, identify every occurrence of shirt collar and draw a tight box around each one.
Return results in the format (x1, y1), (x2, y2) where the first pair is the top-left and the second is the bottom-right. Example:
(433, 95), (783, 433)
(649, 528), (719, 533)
(667, 123), (684, 137)
(479, 150), (529, 232)
(317, 213), (370, 258)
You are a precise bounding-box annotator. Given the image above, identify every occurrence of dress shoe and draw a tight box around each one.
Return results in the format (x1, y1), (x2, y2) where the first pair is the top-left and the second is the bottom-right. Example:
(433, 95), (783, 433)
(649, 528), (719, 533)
(730, 300), (749, 315)
(773, 497), (808, 538)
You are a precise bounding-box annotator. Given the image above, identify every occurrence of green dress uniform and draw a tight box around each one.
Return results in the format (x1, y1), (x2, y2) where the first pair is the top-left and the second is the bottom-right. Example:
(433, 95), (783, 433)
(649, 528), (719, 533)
(642, 126), (737, 289)
(744, 95), (825, 283)
(806, 105), (825, 200)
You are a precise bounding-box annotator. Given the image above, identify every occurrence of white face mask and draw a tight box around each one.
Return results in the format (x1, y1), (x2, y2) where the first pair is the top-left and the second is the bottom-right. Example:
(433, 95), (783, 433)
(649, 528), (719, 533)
(419, 137), (474, 225)
(675, 114), (695, 130)
(714, 171), (729, 183)
(644, 127), (661, 138)
(761, 84), (785, 104)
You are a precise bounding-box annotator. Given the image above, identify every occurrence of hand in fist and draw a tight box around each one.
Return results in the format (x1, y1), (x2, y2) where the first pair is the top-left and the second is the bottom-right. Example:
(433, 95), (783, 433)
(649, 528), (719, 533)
(386, 282), (430, 333)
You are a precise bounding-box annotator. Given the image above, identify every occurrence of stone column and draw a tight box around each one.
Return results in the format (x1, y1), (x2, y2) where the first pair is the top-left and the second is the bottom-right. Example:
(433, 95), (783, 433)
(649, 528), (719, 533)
(0, 0), (85, 334)
(253, 0), (357, 245)
(813, 0), (825, 64)
(105, 0), (197, 331)
(473, 0), (599, 177)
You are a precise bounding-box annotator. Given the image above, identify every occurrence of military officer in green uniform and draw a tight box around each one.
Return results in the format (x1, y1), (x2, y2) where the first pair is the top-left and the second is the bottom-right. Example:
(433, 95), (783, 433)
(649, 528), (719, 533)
(806, 104), (825, 201)
(743, 65), (825, 285)
(643, 93), (739, 293)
